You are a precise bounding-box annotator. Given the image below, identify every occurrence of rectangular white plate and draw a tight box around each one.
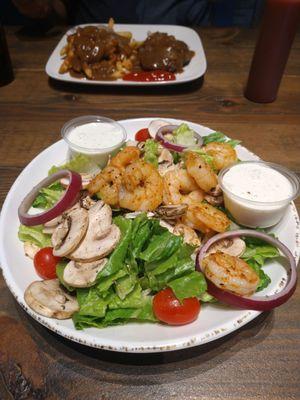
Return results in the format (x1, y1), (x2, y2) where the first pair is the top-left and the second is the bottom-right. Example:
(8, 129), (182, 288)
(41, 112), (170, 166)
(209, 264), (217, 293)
(45, 24), (207, 86)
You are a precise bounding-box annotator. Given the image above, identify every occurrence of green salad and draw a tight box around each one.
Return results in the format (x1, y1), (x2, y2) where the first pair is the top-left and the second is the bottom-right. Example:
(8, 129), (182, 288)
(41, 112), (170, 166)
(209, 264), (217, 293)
(17, 122), (288, 331)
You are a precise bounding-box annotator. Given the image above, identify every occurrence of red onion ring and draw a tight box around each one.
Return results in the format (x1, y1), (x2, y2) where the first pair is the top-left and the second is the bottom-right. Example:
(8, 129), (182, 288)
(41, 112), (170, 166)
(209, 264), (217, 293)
(155, 125), (203, 152)
(18, 170), (82, 226)
(196, 229), (297, 311)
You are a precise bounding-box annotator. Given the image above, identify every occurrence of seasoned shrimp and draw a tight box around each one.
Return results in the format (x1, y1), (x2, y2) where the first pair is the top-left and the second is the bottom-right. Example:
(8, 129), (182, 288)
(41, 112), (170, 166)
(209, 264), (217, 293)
(119, 160), (163, 211)
(203, 142), (237, 171)
(163, 169), (205, 207)
(202, 252), (259, 296)
(110, 146), (140, 171)
(87, 165), (122, 207)
(185, 152), (218, 192)
(184, 203), (230, 233)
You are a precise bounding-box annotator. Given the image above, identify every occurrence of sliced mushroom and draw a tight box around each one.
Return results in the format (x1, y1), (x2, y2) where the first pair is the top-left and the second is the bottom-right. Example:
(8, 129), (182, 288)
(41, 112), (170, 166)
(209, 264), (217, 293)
(158, 148), (174, 176)
(52, 215), (71, 248)
(206, 237), (246, 257)
(24, 242), (40, 259)
(173, 223), (201, 247)
(154, 204), (188, 220)
(44, 214), (64, 228)
(204, 194), (224, 206)
(158, 148), (173, 165)
(88, 201), (112, 240)
(69, 224), (120, 262)
(52, 207), (88, 257)
(207, 184), (223, 197)
(63, 258), (107, 288)
(24, 279), (79, 319)
(42, 226), (56, 235)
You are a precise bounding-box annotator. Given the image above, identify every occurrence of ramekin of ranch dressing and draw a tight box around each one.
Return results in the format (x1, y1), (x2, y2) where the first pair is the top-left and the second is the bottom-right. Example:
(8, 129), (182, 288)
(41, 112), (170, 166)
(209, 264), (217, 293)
(62, 116), (127, 168)
(219, 161), (299, 228)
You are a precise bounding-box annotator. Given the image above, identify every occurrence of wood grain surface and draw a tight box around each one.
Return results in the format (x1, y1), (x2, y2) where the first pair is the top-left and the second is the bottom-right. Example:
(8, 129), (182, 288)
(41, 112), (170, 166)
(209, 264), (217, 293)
(0, 26), (299, 400)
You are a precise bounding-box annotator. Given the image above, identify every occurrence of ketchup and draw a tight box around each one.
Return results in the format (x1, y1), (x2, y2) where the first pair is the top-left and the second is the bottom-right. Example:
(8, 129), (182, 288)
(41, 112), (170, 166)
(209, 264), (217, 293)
(245, 0), (300, 103)
(123, 70), (176, 82)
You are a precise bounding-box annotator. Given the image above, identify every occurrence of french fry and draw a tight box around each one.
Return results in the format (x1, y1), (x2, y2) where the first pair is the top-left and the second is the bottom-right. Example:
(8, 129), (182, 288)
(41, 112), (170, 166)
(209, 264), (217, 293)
(60, 45), (68, 56)
(59, 60), (70, 74)
(122, 58), (132, 70)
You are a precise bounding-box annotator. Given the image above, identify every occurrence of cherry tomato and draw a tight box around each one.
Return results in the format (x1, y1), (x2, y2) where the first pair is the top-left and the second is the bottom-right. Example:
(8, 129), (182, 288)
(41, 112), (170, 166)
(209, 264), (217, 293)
(33, 247), (61, 279)
(135, 128), (150, 142)
(153, 287), (200, 325)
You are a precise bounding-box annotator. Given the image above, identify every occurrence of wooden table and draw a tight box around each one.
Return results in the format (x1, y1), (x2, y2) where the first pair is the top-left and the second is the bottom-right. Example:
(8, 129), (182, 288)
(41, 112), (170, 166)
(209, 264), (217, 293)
(0, 26), (299, 400)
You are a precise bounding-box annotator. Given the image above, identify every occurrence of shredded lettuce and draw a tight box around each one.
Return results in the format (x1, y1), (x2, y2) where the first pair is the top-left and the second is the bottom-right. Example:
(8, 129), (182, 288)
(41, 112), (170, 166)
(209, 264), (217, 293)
(202, 131), (241, 148)
(143, 139), (159, 167)
(32, 181), (64, 209)
(173, 123), (198, 147)
(73, 214), (206, 330)
(18, 225), (51, 248)
(48, 154), (99, 175)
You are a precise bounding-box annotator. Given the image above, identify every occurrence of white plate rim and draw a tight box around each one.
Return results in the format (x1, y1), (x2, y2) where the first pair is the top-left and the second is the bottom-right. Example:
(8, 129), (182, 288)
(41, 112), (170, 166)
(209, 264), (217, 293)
(45, 24), (207, 86)
(0, 117), (299, 353)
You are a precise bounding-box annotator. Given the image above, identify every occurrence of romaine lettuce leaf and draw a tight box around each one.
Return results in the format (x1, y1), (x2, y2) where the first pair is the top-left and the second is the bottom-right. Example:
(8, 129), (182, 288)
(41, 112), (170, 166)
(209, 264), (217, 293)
(32, 181), (64, 209)
(76, 287), (108, 318)
(18, 225), (51, 248)
(173, 123), (198, 147)
(241, 235), (279, 292)
(202, 131), (241, 148)
(147, 257), (195, 291)
(73, 291), (156, 329)
(96, 269), (127, 294)
(115, 273), (137, 300)
(48, 154), (99, 175)
(143, 139), (159, 167)
(109, 284), (146, 309)
(199, 292), (217, 303)
(168, 271), (207, 302)
(139, 230), (182, 262)
(246, 259), (271, 291)
(97, 216), (132, 279)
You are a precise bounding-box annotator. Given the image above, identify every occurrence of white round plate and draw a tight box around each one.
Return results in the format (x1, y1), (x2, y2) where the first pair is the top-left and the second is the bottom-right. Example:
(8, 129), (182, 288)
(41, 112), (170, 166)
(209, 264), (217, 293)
(0, 118), (299, 353)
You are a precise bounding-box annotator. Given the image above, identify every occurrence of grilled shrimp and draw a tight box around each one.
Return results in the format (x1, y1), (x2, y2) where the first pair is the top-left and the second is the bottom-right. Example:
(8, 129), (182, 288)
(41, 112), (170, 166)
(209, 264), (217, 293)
(110, 146), (140, 171)
(87, 165), (123, 207)
(163, 169), (205, 207)
(185, 152), (218, 192)
(202, 252), (259, 296)
(119, 160), (163, 211)
(183, 203), (230, 233)
(203, 142), (237, 171)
